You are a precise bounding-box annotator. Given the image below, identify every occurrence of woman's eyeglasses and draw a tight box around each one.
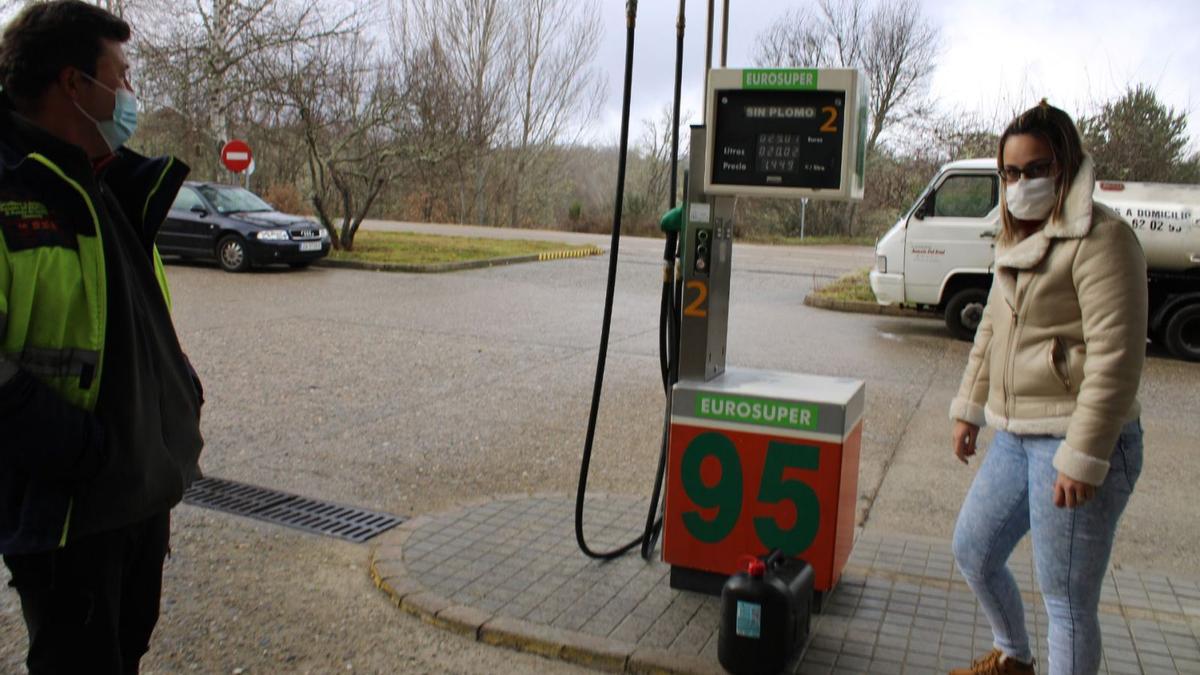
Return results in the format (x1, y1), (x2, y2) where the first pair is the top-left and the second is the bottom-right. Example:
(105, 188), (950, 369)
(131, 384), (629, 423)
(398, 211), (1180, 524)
(1000, 159), (1055, 183)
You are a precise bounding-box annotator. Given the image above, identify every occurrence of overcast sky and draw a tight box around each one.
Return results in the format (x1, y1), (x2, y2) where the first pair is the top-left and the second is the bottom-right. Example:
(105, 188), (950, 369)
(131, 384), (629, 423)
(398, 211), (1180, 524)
(1, 0), (1193, 154)
(591, 0), (1200, 151)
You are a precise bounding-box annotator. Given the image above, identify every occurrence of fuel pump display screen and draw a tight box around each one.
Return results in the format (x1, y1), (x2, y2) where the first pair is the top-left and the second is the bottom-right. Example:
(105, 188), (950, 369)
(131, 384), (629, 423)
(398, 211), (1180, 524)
(711, 89), (845, 190)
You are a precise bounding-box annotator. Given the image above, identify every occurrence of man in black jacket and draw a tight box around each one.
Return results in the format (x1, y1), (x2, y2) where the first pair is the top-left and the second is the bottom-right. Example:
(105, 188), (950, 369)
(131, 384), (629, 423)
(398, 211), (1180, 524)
(0, 2), (204, 673)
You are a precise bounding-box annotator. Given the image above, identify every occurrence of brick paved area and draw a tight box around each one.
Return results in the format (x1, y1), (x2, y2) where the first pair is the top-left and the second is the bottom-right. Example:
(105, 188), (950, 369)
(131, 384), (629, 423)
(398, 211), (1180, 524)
(372, 495), (1200, 674)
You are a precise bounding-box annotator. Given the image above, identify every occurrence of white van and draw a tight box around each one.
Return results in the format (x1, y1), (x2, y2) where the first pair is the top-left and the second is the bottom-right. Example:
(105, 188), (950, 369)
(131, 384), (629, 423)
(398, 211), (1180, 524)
(869, 159), (1200, 360)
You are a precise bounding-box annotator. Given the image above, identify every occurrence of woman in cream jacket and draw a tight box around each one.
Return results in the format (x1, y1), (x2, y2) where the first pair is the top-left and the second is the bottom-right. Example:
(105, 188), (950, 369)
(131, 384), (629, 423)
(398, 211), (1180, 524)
(947, 102), (1146, 675)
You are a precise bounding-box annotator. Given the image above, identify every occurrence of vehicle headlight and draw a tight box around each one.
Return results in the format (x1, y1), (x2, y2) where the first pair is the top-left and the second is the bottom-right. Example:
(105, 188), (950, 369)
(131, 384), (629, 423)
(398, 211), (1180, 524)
(876, 255), (887, 274)
(257, 229), (290, 241)
(318, 225), (330, 241)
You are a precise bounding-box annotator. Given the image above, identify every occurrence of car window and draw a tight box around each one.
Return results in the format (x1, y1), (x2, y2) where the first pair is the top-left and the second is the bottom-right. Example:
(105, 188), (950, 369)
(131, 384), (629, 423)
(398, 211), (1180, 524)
(932, 175), (997, 219)
(196, 186), (274, 214)
(171, 187), (205, 212)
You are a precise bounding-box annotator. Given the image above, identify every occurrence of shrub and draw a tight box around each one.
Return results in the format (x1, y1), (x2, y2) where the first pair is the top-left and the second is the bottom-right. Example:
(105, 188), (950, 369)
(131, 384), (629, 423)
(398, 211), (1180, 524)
(261, 183), (306, 215)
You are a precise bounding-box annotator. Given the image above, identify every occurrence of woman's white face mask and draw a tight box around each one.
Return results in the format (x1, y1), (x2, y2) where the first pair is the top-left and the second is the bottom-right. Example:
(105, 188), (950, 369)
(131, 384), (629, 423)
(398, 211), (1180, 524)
(1005, 177), (1056, 221)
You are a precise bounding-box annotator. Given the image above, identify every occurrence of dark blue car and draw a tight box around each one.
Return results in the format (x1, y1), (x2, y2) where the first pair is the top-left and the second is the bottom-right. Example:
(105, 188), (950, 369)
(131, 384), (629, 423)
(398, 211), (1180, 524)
(157, 181), (331, 272)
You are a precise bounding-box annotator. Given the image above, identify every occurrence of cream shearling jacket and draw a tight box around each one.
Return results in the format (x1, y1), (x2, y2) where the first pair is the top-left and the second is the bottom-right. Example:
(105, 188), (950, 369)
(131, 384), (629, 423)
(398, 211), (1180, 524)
(949, 157), (1147, 486)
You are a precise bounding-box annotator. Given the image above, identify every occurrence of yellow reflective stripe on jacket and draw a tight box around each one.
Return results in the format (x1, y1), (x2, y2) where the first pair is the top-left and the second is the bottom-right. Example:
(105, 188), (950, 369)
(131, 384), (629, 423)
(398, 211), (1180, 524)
(144, 158), (176, 311)
(24, 153), (107, 408)
(14, 155), (107, 549)
(27, 154), (100, 229)
(143, 157), (173, 224)
(153, 246), (172, 312)
(58, 500), (72, 548)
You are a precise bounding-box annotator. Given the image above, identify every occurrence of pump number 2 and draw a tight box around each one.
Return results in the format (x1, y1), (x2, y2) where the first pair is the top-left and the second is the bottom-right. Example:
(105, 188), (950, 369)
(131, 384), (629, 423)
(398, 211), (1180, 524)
(684, 281), (708, 318)
(680, 433), (821, 556)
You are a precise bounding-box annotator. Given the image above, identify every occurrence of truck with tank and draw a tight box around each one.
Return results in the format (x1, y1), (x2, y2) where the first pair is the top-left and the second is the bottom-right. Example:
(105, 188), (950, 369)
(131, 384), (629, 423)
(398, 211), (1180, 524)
(869, 159), (1200, 360)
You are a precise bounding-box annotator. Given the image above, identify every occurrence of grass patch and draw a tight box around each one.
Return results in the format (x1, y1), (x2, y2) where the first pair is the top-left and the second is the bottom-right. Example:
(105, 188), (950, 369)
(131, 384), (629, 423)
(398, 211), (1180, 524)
(812, 268), (876, 303)
(329, 230), (594, 265)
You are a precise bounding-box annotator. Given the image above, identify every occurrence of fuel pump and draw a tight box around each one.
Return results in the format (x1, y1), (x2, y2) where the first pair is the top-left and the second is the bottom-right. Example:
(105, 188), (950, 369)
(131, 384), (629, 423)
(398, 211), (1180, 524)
(575, 8), (872, 623)
(663, 68), (869, 609)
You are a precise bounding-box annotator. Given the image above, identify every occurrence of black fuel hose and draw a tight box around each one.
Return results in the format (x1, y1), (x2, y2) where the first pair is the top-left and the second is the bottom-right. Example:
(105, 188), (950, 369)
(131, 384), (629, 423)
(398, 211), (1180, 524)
(574, 0), (646, 560)
(639, 0), (689, 561)
(658, 0), (687, 395)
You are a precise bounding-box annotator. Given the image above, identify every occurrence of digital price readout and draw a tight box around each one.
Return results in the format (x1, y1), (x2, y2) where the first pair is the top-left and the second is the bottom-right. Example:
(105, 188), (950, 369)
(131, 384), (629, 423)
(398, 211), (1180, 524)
(704, 69), (867, 200)
(757, 133), (810, 175)
(712, 90), (846, 190)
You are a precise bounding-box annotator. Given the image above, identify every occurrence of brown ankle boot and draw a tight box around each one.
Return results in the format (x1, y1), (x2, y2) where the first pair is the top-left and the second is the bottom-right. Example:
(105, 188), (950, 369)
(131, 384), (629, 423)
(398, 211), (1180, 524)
(948, 649), (1036, 675)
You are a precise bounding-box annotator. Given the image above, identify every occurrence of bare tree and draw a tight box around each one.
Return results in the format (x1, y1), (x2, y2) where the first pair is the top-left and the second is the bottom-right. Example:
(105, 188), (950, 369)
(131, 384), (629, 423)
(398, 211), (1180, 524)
(637, 105), (682, 218)
(397, 37), (471, 223)
(754, 0), (938, 235)
(401, 0), (514, 226)
(903, 109), (1001, 162)
(821, 0), (866, 67)
(505, 0), (604, 228)
(134, 0), (358, 178)
(753, 7), (829, 69)
(257, 25), (406, 250)
(755, 0), (939, 154)
(860, 0), (939, 154)
(1, 0), (135, 16)
(90, 0), (131, 16)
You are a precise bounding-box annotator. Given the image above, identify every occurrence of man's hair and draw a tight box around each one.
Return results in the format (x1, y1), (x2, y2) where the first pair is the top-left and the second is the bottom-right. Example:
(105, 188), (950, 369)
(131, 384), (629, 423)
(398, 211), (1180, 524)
(997, 100), (1086, 243)
(0, 0), (130, 105)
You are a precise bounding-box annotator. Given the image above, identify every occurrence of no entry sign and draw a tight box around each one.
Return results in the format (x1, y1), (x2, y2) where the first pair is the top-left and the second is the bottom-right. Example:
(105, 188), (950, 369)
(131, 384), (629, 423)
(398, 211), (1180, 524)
(221, 139), (253, 173)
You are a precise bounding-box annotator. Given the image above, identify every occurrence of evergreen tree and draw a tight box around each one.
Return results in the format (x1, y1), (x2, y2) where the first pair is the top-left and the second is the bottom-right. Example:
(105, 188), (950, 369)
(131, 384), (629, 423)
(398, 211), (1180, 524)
(1080, 85), (1199, 183)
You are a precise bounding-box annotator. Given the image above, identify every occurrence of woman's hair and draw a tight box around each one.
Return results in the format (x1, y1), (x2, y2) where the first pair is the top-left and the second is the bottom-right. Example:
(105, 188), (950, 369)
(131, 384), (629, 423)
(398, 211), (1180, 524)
(997, 100), (1085, 243)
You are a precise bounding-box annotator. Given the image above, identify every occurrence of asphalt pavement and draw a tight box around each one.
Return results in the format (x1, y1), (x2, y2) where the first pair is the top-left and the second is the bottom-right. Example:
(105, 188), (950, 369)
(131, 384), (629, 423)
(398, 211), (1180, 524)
(2, 222), (1196, 673)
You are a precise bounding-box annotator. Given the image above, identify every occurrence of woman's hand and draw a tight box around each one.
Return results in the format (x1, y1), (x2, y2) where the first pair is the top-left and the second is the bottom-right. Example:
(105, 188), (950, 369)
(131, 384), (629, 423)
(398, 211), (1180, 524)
(953, 420), (980, 464)
(1053, 473), (1096, 508)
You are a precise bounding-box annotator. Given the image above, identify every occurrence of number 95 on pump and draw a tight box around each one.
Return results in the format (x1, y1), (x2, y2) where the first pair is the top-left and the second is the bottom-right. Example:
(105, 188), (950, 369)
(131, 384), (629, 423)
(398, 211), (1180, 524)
(662, 371), (864, 595)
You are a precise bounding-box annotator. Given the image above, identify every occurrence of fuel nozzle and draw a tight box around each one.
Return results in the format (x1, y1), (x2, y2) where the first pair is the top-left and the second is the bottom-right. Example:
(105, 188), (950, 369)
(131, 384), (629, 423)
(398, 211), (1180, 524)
(659, 205), (683, 234)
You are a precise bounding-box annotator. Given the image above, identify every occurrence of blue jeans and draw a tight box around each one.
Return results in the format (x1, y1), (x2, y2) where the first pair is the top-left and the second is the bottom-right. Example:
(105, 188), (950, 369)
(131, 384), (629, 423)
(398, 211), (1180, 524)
(952, 420), (1142, 675)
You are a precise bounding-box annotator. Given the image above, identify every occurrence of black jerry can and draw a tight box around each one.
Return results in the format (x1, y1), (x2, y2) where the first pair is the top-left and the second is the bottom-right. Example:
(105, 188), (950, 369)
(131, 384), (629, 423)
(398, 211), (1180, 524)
(718, 558), (793, 675)
(770, 556), (816, 650)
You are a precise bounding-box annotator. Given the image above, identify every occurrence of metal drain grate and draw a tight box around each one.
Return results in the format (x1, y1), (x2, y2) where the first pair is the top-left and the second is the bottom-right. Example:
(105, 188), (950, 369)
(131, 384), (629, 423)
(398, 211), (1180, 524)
(183, 477), (405, 543)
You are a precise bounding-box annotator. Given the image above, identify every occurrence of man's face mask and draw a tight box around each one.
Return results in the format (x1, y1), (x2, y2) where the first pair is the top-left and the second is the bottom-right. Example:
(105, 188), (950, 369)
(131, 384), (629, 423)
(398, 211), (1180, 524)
(74, 70), (138, 152)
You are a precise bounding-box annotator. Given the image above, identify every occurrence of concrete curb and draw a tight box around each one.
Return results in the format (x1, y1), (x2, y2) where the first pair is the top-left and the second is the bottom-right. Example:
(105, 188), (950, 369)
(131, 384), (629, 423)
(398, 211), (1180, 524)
(316, 245), (604, 274)
(367, 501), (720, 675)
(803, 293), (934, 319)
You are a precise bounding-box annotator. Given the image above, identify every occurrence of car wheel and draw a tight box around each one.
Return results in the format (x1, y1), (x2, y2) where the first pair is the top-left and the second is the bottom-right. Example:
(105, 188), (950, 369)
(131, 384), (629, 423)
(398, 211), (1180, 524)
(288, 261), (313, 269)
(1163, 303), (1200, 361)
(217, 235), (251, 273)
(944, 287), (989, 341)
